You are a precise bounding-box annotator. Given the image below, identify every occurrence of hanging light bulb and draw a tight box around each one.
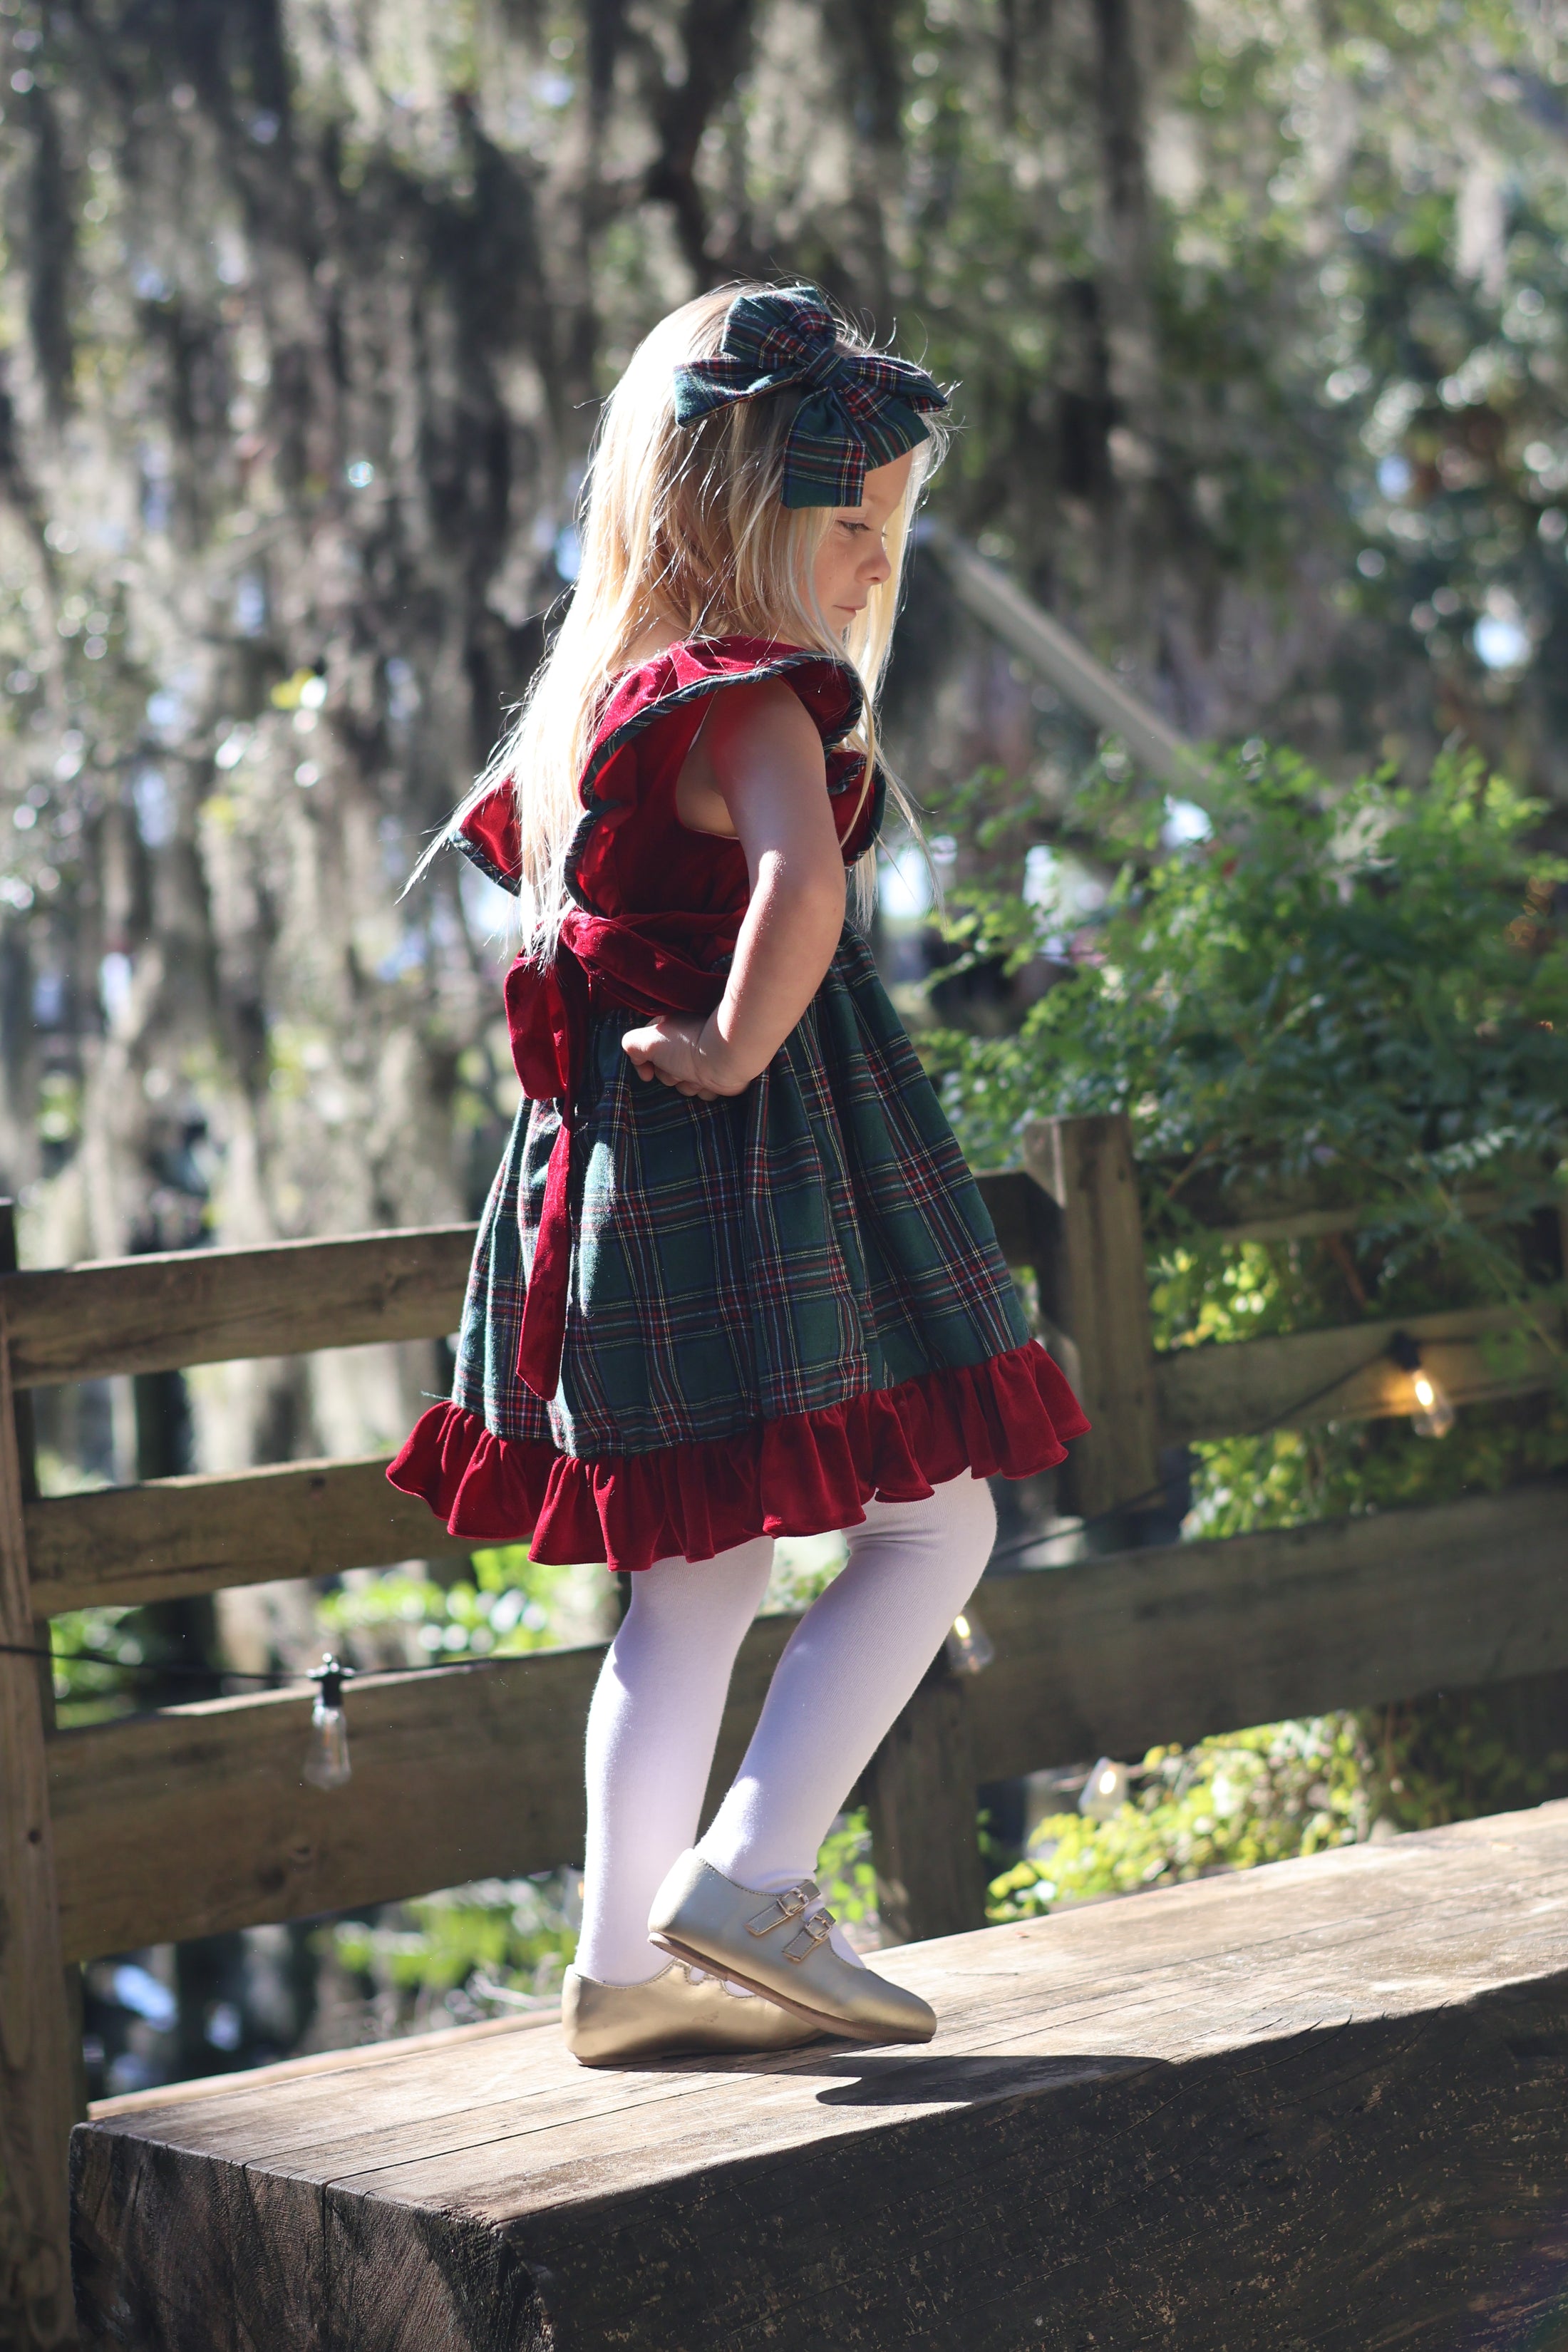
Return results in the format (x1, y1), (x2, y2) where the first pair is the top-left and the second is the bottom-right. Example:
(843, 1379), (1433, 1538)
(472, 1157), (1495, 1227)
(944, 1606), (996, 1676)
(1388, 1331), (1455, 1439)
(1078, 1757), (1132, 1822)
(304, 1654), (355, 1789)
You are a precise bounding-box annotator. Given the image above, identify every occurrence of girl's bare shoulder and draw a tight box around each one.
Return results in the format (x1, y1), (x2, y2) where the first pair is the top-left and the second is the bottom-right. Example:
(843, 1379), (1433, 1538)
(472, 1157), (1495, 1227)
(703, 674), (827, 786)
(676, 674), (830, 840)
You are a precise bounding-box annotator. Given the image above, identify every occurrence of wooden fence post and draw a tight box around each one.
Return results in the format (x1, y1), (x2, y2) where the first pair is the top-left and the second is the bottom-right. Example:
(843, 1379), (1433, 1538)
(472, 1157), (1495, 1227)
(1022, 1111), (1161, 1528)
(0, 1205), (78, 2349)
(862, 1113), (1162, 1947)
(862, 1657), (986, 1946)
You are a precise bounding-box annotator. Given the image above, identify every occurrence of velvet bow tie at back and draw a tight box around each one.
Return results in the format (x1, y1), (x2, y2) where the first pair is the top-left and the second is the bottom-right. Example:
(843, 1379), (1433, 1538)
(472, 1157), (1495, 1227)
(672, 284), (949, 510)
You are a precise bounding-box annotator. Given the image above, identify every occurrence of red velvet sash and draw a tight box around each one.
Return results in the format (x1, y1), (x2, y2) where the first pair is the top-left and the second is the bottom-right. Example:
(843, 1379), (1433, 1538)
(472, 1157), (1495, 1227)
(503, 907), (739, 1399)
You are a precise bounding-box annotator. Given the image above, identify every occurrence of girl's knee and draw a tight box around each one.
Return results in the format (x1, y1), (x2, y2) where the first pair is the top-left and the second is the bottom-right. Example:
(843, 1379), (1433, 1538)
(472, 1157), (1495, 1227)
(934, 1471), (996, 1594)
(944, 1468), (996, 1546)
(853, 1471), (996, 1580)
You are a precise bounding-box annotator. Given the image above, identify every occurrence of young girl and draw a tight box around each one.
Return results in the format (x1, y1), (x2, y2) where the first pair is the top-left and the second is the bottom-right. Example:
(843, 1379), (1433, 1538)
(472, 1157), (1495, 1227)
(389, 282), (1088, 2065)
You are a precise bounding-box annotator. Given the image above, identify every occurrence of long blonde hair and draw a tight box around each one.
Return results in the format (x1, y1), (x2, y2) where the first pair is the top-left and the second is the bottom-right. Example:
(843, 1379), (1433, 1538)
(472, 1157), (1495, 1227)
(438, 283), (944, 948)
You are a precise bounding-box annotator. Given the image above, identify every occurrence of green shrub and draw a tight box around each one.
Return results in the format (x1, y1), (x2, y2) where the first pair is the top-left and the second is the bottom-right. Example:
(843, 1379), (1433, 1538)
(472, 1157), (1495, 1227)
(989, 1718), (1377, 1921)
(927, 743), (1568, 1527)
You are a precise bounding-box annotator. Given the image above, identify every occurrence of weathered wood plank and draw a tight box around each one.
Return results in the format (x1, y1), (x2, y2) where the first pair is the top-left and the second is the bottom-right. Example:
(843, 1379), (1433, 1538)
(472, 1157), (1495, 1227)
(70, 1803), (1568, 2352)
(26, 1455), (470, 1616)
(48, 1481), (1565, 1963)
(48, 1614), (798, 1964)
(970, 1167), (1055, 1274)
(46, 1651), (599, 1968)
(0, 1224), (475, 1389)
(26, 1302), (1553, 1621)
(1154, 1298), (1562, 1442)
(971, 1477), (1568, 1783)
(1022, 1112), (1160, 1518)
(862, 1664), (986, 1944)
(0, 1276), (78, 2348)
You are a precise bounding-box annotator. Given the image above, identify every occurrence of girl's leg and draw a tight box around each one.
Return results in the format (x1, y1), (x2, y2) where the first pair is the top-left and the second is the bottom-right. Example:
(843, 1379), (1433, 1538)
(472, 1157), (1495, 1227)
(575, 1536), (774, 1985)
(695, 1473), (996, 1909)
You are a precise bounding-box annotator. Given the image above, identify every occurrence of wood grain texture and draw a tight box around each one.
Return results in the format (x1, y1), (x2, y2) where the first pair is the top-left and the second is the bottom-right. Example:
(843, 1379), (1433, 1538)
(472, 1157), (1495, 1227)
(47, 1482), (1564, 1963)
(1154, 1297), (1564, 1442)
(1022, 1113), (1160, 1519)
(0, 1225), (475, 1389)
(48, 1614), (798, 1964)
(0, 1296), (78, 2351)
(970, 1167), (1058, 1276)
(26, 1455), (470, 1616)
(47, 1649), (600, 1967)
(863, 1666), (986, 1945)
(71, 1802), (1568, 2352)
(970, 1477), (1568, 1783)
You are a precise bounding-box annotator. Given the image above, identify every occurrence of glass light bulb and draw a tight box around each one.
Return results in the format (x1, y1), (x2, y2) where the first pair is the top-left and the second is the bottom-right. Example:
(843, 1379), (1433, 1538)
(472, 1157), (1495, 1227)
(944, 1608), (996, 1676)
(1409, 1367), (1455, 1440)
(1078, 1756), (1132, 1821)
(304, 1698), (351, 1789)
(304, 1654), (354, 1788)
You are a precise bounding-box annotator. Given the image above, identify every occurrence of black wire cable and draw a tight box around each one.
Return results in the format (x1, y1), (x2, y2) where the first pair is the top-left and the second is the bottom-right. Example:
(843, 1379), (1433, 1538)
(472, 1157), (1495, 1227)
(984, 1337), (1406, 1570)
(0, 1639), (503, 1690)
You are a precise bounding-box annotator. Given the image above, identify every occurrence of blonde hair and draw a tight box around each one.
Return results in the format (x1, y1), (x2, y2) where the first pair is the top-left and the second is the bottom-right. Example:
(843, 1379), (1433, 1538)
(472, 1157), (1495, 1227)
(435, 282), (944, 948)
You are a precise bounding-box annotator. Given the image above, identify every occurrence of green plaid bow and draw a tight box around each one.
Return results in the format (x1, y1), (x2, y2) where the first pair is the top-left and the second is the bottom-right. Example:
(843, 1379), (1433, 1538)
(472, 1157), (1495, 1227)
(672, 284), (949, 510)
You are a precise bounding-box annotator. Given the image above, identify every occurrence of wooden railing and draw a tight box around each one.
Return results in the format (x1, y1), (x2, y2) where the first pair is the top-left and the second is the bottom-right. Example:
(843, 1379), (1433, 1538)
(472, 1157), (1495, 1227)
(1, 1112), (1564, 2348)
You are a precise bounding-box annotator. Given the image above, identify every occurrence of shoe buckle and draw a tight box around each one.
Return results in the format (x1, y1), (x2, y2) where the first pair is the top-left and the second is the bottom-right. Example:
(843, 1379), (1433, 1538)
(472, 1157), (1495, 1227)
(744, 1880), (819, 1939)
(783, 1906), (835, 1963)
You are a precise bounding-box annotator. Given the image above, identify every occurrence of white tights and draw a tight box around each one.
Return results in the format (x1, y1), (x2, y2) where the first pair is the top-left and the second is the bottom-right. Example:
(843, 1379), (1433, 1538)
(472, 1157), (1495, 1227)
(574, 1472), (997, 1985)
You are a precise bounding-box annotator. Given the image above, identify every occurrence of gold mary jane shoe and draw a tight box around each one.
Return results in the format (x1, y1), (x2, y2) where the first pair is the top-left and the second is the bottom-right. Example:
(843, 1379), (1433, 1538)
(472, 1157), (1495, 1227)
(562, 1961), (824, 2067)
(647, 1851), (937, 2047)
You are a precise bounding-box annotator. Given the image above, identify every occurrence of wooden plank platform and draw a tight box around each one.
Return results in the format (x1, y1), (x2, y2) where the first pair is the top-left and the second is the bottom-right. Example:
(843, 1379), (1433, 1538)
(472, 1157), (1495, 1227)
(71, 1801), (1568, 2351)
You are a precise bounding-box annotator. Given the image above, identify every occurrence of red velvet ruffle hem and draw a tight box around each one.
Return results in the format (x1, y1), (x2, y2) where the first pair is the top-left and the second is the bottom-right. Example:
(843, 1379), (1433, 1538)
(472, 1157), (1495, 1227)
(386, 1341), (1091, 1574)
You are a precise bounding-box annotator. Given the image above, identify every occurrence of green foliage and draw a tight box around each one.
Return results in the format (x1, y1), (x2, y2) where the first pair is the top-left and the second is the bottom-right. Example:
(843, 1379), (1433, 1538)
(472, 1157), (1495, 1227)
(934, 743), (1567, 1197)
(987, 1695), (1568, 1925)
(989, 1719), (1378, 1920)
(324, 1875), (580, 2028)
(930, 744), (1568, 1523)
(816, 1809), (878, 1934)
(1373, 1687), (1568, 1830)
(48, 1604), (149, 1723)
(317, 1545), (608, 1662)
(761, 1532), (848, 1615)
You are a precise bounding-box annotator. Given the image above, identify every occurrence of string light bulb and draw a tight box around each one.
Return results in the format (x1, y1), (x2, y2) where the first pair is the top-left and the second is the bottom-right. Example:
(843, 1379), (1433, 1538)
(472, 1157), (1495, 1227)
(304, 1654), (355, 1789)
(1388, 1331), (1455, 1439)
(944, 1607), (996, 1676)
(1078, 1757), (1132, 1822)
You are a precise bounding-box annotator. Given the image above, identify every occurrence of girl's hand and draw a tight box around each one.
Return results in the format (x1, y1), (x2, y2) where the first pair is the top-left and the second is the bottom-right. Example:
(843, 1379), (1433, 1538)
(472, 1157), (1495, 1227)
(621, 1015), (750, 1100)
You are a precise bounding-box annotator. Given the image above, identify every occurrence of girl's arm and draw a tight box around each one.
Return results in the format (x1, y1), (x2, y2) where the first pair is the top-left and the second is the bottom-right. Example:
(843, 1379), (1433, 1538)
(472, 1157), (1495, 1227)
(621, 680), (848, 1100)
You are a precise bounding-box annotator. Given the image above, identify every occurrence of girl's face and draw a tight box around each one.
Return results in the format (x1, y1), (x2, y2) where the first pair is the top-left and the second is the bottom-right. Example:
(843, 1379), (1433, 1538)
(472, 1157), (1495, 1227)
(811, 451), (914, 634)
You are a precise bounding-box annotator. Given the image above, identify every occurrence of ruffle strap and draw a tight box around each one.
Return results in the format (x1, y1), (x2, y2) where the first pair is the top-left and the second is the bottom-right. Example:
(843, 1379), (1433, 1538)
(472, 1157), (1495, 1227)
(386, 1341), (1090, 1574)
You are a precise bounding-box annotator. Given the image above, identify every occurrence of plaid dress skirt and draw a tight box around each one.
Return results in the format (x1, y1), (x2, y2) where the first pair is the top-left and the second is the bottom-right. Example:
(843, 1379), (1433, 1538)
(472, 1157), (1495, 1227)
(390, 636), (1088, 1570)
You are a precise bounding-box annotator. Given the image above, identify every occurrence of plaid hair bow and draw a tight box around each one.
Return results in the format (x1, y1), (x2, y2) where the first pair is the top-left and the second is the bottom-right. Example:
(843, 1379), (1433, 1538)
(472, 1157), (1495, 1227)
(672, 284), (948, 510)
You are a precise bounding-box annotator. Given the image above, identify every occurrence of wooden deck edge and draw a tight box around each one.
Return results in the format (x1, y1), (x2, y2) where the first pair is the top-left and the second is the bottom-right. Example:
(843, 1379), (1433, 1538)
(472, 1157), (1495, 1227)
(88, 2006), (561, 2122)
(67, 1805), (1568, 2352)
